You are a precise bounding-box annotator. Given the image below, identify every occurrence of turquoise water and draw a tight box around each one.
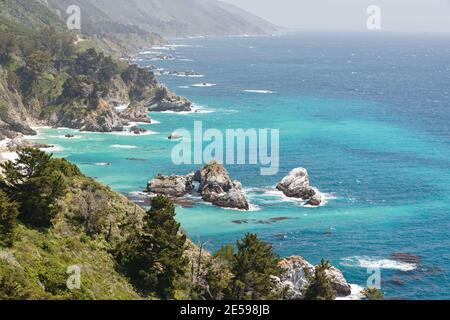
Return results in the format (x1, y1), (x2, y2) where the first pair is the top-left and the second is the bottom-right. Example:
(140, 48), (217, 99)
(36, 33), (450, 299)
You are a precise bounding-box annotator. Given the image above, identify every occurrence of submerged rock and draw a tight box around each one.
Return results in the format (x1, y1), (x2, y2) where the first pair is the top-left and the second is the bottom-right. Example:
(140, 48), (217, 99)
(277, 168), (324, 206)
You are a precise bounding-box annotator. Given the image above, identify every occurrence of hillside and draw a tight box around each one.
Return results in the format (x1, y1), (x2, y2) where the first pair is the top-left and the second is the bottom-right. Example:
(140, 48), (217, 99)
(49, 0), (278, 37)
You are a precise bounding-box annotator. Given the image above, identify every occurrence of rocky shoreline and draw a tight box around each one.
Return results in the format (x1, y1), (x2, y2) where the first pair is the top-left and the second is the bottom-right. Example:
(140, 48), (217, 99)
(274, 256), (353, 299)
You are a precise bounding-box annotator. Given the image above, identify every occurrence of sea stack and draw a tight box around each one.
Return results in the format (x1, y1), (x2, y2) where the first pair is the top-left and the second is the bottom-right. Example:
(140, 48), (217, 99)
(145, 161), (249, 210)
(276, 168), (324, 206)
(195, 161), (249, 210)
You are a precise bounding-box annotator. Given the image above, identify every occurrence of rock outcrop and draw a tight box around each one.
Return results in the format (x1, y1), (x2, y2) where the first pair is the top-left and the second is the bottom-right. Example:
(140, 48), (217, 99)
(145, 161), (249, 210)
(80, 99), (124, 132)
(146, 174), (194, 197)
(0, 67), (37, 139)
(120, 101), (152, 123)
(195, 161), (249, 210)
(277, 168), (324, 206)
(325, 267), (352, 297)
(145, 85), (192, 112)
(274, 256), (352, 299)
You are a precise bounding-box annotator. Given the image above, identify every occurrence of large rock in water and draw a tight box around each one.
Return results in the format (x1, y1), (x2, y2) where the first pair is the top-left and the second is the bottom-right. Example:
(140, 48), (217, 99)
(274, 256), (352, 299)
(146, 174), (193, 197)
(195, 161), (249, 210)
(276, 168), (324, 206)
(145, 85), (192, 112)
(145, 162), (249, 210)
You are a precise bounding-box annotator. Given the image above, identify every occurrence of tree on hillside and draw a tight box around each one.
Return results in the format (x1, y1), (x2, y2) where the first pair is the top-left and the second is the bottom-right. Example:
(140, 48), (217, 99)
(115, 196), (188, 299)
(0, 148), (68, 228)
(0, 32), (17, 65)
(227, 233), (281, 300)
(0, 191), (20, 247)
(362, 288), (384, 300)
(302, 260), (336, 300)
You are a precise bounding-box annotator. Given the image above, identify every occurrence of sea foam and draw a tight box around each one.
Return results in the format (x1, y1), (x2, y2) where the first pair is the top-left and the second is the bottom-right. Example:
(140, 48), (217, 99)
(341, 256), (417, 272)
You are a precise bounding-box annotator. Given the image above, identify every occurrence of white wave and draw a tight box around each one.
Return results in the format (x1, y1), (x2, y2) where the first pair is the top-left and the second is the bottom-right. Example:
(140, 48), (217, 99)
(110, 144), (137, 149)
(49, 135), (82, 140)
(219, 203), (261, 212)
(94, 162), (111, 167)
(177, 86), (190, 89)
(42, 145), (64, 152)
(341, 256), (417, 272)
(173, 73), (204, 78)
(246, 187), (335, 207)
(159, 104), (214, 115)
(139, 50), (164, 55)
(108, 130), (157, 137)
(178, 59), (195, 62)
(192, 83), (216, 87)
(243, 89), (276, 94)
(149, 46), (173, 51)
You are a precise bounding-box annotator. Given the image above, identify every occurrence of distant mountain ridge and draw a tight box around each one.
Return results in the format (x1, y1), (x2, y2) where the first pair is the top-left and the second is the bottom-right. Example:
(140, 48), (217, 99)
(86, 0), (279, 37)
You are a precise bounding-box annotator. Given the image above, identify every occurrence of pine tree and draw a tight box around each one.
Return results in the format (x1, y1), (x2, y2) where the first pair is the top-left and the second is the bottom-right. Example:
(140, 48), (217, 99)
(1, 148), (67, 228)
(115, 196), (188, 299)
(0, 191), (20, 247)
(228, 233), (281, 300)
(303, 259), (336, 300)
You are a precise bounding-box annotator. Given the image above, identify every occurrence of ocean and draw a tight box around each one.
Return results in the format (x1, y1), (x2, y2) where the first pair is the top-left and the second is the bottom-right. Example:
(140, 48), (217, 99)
(36, 33), (450, 299)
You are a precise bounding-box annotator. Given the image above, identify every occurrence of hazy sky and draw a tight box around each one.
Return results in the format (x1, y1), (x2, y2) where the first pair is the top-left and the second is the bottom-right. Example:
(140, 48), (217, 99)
(222, 0), (450, 33)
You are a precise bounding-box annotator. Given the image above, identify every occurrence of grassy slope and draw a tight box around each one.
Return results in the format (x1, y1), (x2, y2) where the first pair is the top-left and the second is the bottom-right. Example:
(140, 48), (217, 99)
(0, 174), (146, 300)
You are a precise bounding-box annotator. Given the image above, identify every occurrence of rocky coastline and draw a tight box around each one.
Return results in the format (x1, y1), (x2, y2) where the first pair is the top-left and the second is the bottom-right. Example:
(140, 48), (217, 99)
(274, 256), (353, 299)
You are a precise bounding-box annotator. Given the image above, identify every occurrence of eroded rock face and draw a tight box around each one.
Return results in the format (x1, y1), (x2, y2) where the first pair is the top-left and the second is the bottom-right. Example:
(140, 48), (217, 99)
(81, 99), (124, 132)
(277, 168), (324, 206)
(275, 256), (315, 299)
(120, 101), (151, 123)
(196, 161), (249, 210)
(0, 67), (36, 139)
(146, 174), (194, 197)
(274, 256), (352, 299)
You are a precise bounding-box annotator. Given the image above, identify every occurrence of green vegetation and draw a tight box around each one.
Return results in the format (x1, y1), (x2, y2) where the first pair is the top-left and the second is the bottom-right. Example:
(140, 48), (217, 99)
(0, 191), (19, 247)
(227, 233), (281, 300)
(362, 288), (385, 300)
(303, 260), (336, 300)
(115, 196), (188, 299)
(0, 148), (75, 228)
